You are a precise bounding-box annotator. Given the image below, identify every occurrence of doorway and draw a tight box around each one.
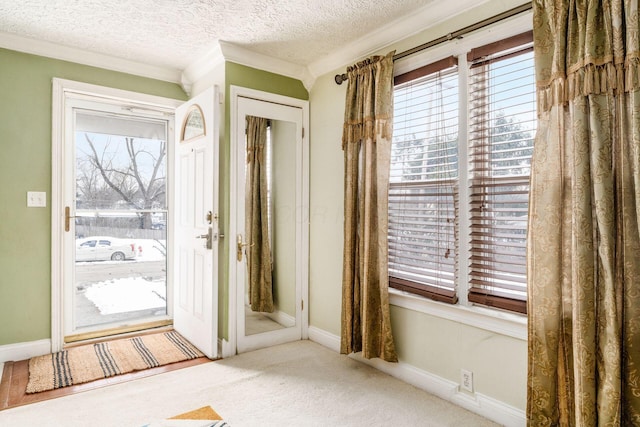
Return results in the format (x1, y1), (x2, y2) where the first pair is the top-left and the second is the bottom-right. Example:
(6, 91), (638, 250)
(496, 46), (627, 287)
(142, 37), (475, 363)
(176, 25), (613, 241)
(51, 80), (219, 357)
(64, 97), (172, 342)
(54, 89), (175, 346)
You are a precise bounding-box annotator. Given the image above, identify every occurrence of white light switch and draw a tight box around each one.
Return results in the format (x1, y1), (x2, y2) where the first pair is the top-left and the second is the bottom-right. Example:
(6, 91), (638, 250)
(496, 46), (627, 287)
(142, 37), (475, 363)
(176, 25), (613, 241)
(27, 191), (47, 207)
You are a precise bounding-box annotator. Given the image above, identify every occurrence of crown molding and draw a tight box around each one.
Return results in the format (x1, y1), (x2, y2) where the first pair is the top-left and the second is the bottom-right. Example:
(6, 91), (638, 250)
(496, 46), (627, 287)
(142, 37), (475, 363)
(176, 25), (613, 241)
(180, 40), (315, 94)
(219, 41), (315, 90)
(180, 43), (226, 96)
(307, 0), (491, 80)
(0, 31), (183, 85)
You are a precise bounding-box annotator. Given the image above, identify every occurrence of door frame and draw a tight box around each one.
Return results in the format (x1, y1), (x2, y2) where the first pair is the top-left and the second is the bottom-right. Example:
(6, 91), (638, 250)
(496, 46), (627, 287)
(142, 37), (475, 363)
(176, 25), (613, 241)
(227, 85), (309, 356)
(51, 78), (182, 352)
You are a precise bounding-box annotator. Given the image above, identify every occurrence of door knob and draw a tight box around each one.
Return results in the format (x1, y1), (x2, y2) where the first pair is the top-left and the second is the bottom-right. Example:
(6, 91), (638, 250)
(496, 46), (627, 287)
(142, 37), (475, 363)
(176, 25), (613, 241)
(236, 234), (253, 261)
(196, 227), (214, 249)
(64, 206), (76, 232)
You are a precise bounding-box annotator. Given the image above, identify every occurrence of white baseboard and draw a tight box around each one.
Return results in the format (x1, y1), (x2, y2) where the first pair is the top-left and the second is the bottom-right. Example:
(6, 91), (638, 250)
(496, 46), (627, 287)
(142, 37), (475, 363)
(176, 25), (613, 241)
(264, 310), (296, 328)
(308, 325), (340, 352)
(220, 338), (236, 359)
(0, 339), (52, 363)
(307, 326), (525, 427)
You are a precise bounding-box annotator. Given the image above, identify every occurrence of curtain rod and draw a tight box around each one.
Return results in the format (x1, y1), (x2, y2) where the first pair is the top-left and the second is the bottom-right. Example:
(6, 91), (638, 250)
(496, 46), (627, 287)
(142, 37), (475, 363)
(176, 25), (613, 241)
(334, 2), (533, 85)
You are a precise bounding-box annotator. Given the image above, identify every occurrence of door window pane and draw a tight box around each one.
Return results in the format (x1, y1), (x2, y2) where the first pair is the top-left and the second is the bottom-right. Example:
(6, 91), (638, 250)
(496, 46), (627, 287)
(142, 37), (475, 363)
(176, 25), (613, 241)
(73, 112), (169, 330)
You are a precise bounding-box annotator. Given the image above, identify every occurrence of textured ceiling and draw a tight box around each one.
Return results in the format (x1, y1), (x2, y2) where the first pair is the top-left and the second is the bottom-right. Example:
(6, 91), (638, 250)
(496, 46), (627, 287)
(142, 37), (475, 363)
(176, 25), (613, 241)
(0, 0), (436, 71)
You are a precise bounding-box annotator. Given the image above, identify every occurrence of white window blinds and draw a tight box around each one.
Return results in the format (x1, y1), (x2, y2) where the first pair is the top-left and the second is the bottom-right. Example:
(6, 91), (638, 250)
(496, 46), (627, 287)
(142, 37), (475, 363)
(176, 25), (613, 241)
(389, 58), (459, 303)
(467, 32), (534, 313)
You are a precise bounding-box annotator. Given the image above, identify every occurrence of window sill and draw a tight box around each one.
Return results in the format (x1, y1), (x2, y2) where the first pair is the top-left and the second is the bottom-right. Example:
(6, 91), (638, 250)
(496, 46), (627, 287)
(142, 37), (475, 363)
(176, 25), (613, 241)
(389, 288), (527, 341)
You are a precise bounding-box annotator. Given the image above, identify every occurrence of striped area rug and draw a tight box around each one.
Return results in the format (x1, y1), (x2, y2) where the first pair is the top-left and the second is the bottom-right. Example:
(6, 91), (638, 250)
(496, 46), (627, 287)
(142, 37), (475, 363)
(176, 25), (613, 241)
(26, 331), (204, 394)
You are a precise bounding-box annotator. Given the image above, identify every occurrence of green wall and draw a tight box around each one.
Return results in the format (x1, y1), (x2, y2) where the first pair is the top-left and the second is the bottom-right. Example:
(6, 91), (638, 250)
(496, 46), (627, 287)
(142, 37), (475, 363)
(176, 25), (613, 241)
(0, 48), (187, 346)
(0, 49), (308, 347)
(217, 62), (308, 339)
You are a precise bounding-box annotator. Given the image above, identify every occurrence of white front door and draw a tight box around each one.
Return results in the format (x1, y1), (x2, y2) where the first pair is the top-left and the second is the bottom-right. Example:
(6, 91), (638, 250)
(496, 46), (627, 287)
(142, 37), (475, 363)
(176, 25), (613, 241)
(173, 86), (220, 359)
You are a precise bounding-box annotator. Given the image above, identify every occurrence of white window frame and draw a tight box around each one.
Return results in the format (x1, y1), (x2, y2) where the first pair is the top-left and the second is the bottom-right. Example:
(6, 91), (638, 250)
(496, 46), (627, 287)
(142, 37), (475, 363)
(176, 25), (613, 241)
(388, 12), (533, 341)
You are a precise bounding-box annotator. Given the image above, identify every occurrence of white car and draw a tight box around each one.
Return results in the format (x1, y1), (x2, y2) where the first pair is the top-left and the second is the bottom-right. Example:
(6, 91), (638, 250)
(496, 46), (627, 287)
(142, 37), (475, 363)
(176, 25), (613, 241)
(76, 236), (137, 261)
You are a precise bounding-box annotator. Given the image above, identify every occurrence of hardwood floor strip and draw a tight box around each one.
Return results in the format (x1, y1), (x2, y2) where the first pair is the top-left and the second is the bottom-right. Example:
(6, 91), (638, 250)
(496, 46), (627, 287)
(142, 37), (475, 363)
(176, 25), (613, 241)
(0, 361), (14, 409)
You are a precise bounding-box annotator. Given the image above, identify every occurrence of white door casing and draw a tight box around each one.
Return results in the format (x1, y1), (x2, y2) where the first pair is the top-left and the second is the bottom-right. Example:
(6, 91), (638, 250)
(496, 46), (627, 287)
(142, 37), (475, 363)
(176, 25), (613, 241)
(230, 86), (309, 354)
(172, 86), (220, 359)
(51, 79), (181, 352)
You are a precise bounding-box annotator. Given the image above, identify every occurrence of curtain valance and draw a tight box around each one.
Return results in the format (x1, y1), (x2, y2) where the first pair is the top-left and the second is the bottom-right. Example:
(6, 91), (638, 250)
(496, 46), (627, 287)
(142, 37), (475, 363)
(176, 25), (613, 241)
(534, 0), (640, 111)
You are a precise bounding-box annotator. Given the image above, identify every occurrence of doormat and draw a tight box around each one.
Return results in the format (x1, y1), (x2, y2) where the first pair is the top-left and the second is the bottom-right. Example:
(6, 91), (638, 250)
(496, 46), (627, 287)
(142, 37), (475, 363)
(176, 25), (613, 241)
(26, 331), (203, 394)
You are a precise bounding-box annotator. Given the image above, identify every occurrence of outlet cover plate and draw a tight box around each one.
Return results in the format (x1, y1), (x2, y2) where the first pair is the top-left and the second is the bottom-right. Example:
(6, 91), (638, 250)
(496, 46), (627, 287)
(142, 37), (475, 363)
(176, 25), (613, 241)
(27, 191), (47, 207)
(461, 369), (473, 392)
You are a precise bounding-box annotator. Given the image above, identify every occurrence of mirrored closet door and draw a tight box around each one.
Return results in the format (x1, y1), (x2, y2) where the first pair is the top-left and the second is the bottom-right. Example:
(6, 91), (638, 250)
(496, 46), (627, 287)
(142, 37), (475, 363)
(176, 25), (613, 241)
(231, 87), (309, 354)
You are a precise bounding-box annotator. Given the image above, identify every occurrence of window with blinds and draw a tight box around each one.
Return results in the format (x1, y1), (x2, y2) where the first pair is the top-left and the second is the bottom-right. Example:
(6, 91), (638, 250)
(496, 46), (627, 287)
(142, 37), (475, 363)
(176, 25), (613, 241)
(467, 32), (534, 314)
(388, 32), (534, 314)
(389, 57), (459, 303)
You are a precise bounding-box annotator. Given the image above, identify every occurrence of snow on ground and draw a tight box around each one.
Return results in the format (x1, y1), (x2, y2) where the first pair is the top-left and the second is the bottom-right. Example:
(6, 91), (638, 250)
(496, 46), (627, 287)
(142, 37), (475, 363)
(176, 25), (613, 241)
(83, 238), (167, 315)
(85, 277), (166, 314)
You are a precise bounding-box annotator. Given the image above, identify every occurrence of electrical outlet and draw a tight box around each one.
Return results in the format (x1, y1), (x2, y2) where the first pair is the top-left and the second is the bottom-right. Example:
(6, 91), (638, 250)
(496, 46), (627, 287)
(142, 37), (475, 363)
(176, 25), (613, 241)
(461, 369), (474, 392)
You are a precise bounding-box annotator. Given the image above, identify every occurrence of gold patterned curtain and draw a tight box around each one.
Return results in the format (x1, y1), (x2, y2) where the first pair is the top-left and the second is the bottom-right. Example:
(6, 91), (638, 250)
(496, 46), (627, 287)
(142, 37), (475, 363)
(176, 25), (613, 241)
(245, 115), (274, 313)
(340, 51), (397, 362)
(528, 1), (640, 425)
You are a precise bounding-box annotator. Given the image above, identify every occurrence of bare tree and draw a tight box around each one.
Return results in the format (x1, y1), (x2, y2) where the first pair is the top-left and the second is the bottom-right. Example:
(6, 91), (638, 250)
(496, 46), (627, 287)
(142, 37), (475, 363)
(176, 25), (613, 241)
(76, 155), (114, 209)
(80, 134), (166, 229)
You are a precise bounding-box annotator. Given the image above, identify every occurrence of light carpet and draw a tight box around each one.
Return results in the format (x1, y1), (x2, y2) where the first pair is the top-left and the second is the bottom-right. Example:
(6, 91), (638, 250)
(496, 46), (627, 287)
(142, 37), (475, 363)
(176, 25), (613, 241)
(3, 340), (499, 426)
(26, 331), (203, 393)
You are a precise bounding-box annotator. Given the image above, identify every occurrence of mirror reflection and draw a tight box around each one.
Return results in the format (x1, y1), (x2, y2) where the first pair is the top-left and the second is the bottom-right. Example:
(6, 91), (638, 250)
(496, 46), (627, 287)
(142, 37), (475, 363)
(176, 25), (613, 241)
(244, 116), (297, 336)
